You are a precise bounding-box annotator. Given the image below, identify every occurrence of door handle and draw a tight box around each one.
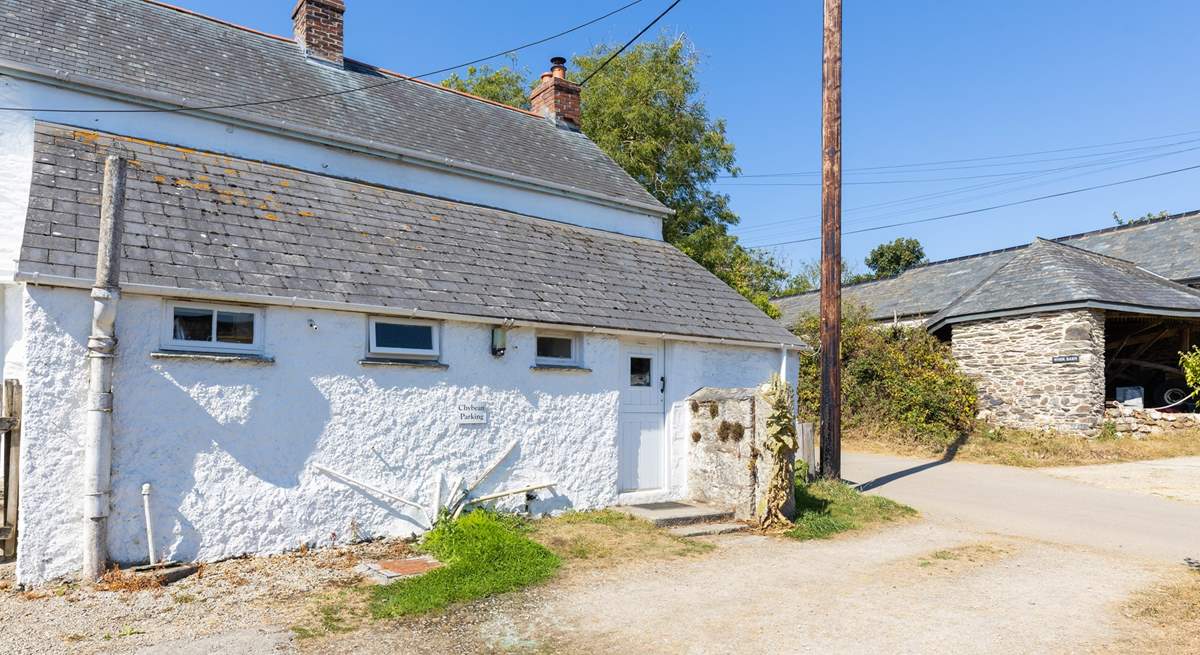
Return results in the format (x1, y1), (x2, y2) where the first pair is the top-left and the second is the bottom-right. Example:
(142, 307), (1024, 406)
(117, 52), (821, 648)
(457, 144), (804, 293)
(660, 376), (665, 394)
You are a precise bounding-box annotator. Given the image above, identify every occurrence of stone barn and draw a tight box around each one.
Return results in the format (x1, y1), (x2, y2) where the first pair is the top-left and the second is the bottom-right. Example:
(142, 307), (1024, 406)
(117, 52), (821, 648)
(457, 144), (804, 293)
(777, 212), (1200, 433)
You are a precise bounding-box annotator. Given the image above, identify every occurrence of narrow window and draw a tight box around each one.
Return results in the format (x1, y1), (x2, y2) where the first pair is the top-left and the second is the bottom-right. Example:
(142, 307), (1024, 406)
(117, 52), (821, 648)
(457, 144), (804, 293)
(369, 318), (440, 358)
(163, 302), (263, 353)
(535, 332), (581, 366)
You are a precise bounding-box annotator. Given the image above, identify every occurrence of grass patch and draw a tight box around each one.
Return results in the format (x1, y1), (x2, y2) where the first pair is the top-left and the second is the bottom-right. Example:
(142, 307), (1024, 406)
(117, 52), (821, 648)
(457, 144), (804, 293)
(529, 510), (712, 566)
(1102, 569), (1200, 654)
(786, 479), (916, 540)
(369, 511), (560, 618)
(845, 424), (1200, 468)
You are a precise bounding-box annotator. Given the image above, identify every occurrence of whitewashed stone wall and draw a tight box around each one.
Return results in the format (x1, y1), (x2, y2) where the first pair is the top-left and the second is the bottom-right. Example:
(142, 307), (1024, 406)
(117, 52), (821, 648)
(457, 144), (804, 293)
(14, 285), (790, 584)
(952, 309), (1105, 432)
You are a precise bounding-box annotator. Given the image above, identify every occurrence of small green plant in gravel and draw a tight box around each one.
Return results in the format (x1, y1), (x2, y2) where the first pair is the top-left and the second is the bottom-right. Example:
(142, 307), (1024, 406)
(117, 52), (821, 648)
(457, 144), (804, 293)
(370, 510), (560, 618)
(786, 478), (916, 541)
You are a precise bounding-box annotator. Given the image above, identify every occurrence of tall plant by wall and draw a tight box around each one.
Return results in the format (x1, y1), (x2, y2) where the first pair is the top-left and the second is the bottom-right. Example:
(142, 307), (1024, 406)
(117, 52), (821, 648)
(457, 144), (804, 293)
(1181, 346), (1200, 402)
(791, 304), (977, 447)
(758, 374), (798, 530)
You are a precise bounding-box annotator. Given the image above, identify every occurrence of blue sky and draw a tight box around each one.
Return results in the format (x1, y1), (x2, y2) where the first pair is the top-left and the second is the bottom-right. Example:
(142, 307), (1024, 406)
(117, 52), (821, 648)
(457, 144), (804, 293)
(175, 0), (1200, 274)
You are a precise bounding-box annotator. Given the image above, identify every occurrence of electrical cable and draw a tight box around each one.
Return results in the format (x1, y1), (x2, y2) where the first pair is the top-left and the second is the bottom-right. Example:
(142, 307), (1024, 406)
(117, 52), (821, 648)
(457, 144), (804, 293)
(744, 162), (1200, 248)
(578, 0), (683, 86)
(0, 0), (647, 114)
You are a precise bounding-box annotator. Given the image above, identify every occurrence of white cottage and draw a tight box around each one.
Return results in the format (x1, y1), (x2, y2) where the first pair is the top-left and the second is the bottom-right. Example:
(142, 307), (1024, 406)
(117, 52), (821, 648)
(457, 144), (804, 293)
(0, 0), (802, 584)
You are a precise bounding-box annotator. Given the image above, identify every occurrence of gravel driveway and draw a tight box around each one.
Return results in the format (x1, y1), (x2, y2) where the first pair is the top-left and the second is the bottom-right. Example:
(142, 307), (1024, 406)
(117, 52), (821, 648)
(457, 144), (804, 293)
(3, 453), (1195, 654)
(308, 519), (1170, 655)
(1042, 456), (1200, 504)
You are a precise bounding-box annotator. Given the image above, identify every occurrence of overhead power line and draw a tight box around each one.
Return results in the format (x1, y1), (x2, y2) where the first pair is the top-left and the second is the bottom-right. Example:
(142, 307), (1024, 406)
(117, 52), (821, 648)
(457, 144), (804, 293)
(579, 0), (684, 86)
(732, 142), (1200, 236)
(719, 127), (1200, 178)
(744, 162), (1200, 249)
(0, 0), (647, 114)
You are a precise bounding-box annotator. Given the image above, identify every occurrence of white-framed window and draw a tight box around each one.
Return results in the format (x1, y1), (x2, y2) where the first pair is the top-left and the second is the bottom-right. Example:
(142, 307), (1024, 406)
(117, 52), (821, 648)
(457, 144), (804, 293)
(368, 317), (440, 358)
(161, 301), (264, 353)
(535, 331), (582, 367)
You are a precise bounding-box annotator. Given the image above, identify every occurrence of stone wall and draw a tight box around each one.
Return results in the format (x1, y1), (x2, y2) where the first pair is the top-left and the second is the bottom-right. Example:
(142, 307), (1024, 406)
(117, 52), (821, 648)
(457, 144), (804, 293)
(952, 309), (1105, 432)
(1104, 403), (1200, 435)
(685, 386), (795, 521)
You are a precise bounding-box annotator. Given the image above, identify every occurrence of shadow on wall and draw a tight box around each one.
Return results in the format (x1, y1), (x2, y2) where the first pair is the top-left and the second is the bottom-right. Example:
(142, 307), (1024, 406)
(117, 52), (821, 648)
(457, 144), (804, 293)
(108, 364), (614, 565)
(109, 362), (333, 564)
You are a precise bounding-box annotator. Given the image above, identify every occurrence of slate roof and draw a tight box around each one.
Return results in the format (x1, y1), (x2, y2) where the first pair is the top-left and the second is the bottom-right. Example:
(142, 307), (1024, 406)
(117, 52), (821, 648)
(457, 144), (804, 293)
(17, 123), (801, 346)
(925, 239), (1200, 330)
(774, 210), (1200, 327)
(0, 0), (665, 213)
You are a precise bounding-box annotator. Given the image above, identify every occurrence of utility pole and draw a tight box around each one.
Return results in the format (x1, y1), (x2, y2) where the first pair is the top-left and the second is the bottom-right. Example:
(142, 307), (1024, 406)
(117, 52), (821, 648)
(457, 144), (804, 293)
(819, 0), (843, 480)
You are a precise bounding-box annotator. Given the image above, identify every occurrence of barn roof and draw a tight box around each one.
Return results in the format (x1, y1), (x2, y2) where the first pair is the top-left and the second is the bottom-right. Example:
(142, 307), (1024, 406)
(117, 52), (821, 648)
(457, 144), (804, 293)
(774, 210), (1200, 327)
(16, 123), (801, 347)
(925, 239), (1200, 331)
(0, 0), (665, 214)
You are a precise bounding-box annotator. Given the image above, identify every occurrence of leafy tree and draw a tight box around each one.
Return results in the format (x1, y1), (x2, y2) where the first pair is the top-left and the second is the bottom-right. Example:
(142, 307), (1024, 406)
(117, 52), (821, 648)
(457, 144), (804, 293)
(440, 56), (531, 110)
(863, 237), (926, 280)
(1112, 210), (1169, 226)
(438, 38), (793, 317)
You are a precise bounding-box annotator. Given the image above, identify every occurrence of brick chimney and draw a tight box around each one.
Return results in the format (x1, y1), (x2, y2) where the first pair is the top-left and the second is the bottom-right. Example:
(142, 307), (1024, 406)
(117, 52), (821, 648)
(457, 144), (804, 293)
(529, 57), (581, 129)
(292, 0), (345, 66)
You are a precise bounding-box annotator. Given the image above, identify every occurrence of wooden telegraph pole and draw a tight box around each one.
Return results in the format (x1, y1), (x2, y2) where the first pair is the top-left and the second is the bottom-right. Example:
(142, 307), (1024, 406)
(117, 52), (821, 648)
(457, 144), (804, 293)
(819, 0), (843, 480)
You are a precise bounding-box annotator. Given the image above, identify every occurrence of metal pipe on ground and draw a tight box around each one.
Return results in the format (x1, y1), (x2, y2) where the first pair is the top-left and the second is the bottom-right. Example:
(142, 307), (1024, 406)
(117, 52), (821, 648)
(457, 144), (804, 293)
(82, 154), (126, 582)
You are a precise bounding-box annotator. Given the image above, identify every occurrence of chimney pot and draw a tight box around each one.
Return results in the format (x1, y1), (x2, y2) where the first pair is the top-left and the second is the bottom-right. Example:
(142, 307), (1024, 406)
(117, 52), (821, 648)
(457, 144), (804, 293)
(292, 0), (346, 66)
(530, 57), (581, 129)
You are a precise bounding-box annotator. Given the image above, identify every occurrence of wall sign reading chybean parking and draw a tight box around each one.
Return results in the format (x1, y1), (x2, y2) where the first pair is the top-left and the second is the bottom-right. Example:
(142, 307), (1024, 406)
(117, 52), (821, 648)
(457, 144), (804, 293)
(458, 404), (488, 425)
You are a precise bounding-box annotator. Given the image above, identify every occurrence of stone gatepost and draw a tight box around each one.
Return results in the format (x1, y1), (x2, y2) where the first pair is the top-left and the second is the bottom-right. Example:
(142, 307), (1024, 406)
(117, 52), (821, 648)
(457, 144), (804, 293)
(685, 385), (796, 521)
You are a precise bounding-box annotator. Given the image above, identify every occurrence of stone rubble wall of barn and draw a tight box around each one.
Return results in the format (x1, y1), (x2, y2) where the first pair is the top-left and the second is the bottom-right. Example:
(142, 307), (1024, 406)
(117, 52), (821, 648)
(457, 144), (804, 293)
(1104, 403), (1200, 436)
(951, 309), (1106, 432)
(13, 285), (793, 585)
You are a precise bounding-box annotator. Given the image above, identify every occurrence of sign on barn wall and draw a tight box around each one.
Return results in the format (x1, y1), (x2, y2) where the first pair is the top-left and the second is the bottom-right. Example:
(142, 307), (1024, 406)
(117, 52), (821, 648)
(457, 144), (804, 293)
(458, 404), (488, 425)
(1052, 355), (1081, 364)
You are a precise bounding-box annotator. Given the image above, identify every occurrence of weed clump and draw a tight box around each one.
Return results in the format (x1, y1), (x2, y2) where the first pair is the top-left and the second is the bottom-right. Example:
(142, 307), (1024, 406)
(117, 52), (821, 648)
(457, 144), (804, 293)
(370, 511), (559, 618)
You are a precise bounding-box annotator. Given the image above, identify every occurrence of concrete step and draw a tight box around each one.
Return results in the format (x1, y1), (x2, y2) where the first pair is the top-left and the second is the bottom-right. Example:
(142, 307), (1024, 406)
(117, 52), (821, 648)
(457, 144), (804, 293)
(667, 522), (748, 538)
(613, 501), (734, 528)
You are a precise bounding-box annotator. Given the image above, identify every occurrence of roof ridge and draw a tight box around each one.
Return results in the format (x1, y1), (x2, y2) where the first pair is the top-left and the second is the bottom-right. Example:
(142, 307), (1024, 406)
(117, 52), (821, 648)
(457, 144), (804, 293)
(344, 59), (542, 119)
(141, 1), (547, 121)
(141, 0), (294, 43)
(772, 209), (1200, 301)
(1036, 236), (1200, 301)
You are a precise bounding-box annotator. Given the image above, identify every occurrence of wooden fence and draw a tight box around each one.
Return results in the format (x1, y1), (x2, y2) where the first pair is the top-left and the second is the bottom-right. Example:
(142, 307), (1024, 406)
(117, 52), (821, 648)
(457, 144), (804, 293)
(1, 380), (21, 559)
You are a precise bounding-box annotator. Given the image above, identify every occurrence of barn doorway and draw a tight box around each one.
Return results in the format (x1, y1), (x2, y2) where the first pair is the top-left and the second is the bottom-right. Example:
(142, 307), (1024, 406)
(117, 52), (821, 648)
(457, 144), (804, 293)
(1105, 313), (1198, 410)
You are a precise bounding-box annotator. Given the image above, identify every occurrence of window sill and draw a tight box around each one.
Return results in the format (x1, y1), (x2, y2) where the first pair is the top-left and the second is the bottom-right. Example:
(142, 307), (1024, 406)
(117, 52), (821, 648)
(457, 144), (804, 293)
(151, 350), (274, 364)
(359, 358), (448, 369)
(530, 364), (592, 373)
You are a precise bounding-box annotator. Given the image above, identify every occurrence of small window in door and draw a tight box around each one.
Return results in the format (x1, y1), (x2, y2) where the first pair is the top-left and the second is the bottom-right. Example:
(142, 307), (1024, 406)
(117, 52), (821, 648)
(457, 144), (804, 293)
(629, 357), (652, 387)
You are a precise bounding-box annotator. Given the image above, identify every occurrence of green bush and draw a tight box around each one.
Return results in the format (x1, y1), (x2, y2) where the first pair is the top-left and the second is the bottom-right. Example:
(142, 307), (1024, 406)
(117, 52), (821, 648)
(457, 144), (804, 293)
(791, 303), (977, 447)
(370, 511), (560, 617)
(1181, 346), (1200, 400)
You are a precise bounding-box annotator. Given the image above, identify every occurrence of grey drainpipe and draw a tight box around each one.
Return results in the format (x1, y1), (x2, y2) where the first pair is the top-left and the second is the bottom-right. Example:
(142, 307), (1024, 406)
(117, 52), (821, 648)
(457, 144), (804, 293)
(82, 154), (126, 581)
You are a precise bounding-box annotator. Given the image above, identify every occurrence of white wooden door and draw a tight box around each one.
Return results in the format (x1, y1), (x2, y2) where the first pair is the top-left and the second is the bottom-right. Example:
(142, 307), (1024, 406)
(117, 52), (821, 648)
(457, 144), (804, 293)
(618, 340), (665, 492)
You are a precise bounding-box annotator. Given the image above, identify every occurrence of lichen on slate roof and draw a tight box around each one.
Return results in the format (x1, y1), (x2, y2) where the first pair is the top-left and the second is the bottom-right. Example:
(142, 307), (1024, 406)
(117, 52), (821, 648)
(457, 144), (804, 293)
(18, 123), (801, 346)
